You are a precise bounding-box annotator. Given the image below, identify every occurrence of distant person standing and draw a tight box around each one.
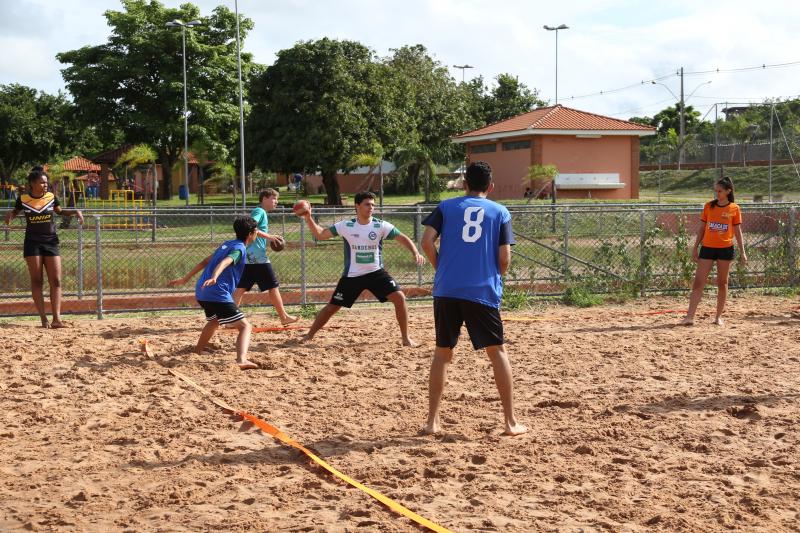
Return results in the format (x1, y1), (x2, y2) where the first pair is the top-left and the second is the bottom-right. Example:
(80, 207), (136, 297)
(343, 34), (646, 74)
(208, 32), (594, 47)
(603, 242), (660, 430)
(233, 189), (298, 325)
(680, 176), (747, 326)
(3, 168), (84, 328)
(420, 161), (527, 436)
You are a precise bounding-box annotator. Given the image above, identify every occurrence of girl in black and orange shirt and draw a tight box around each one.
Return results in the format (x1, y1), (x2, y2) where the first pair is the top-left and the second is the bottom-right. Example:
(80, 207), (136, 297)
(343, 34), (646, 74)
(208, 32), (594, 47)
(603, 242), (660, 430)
(3, 168), (84, 328)
(680, 176), (747, 326)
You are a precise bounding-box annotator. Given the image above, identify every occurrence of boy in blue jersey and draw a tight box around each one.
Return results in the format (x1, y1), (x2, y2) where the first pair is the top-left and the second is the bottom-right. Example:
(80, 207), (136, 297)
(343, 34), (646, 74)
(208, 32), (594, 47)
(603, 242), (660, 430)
(233, 188), (298, 325)
(298, 191), (425, 346)
(168, 217), (260, 370)
(421, 161), (527, 436)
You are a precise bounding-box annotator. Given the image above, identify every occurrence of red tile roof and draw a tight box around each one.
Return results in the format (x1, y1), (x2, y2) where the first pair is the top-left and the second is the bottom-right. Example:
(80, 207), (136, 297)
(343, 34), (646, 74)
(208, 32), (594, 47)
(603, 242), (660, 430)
(454, 105), (655, 140)
(62, 156), (101, 172)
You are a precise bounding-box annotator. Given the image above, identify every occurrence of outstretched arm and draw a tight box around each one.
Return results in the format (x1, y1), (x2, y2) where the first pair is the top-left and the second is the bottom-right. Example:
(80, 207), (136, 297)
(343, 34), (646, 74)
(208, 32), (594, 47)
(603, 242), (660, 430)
(302, 212), (334, 241)
(421, 226), (439, 270)
(201, 257), (234, 288)
(167, 255), (212, 286)
(3, 208), (20, 226)
(54, 205), (84, 225)
(395, 233), (425, 266)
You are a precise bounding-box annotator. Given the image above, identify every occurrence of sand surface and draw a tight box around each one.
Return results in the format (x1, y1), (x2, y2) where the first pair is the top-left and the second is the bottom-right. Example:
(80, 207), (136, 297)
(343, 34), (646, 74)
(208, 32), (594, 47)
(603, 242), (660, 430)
(1, 295), (799, 532)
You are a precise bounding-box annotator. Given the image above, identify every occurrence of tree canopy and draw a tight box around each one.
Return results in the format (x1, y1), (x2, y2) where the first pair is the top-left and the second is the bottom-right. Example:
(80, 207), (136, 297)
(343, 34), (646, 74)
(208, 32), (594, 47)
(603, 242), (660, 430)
(57, 0), (256, 198)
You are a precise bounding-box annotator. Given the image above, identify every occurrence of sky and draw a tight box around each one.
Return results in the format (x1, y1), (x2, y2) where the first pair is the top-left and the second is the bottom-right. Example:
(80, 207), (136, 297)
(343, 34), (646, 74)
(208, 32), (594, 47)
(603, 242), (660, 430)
(1, 0), (799, 122)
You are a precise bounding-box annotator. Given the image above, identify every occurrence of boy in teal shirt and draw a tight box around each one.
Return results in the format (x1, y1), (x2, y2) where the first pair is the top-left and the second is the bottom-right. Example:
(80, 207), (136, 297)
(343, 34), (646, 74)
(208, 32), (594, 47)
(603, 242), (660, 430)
(234, 189), (298, 325)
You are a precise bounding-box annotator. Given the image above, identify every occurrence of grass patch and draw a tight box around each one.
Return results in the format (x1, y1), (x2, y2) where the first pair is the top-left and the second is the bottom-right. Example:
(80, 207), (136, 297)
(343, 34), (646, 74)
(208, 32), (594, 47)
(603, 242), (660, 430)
(562, 285), (603, 308)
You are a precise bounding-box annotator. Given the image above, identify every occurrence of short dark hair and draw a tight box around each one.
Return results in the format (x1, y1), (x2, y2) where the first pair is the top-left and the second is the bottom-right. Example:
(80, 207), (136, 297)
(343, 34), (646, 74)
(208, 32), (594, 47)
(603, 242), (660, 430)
(259, 188), (278, 202)
(27, 168), (48, 184)
(233, 216), (258, 241)
(465, 161), (492, 192)
(354, 191), (376, 204)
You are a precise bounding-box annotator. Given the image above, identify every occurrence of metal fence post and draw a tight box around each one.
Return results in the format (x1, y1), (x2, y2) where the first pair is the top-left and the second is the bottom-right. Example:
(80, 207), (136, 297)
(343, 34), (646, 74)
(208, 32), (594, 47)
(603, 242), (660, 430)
(77, 221), (84, 300)
(300, 217), (307, 305)
(789, 206), (797, 285)
(3, 222), (8, 241)
(151, 208), (157, 243)
(415, 208), (423, 287)
(210, 209), (214, 242)
(639, 210), (646, 297)
(95, 216), (104, 319)
(563, 208), (570, 277)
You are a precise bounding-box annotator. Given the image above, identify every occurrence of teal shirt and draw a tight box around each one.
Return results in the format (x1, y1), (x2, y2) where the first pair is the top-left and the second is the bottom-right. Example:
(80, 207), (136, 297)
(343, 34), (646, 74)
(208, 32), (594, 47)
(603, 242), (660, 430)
(245, 207), (270, 264)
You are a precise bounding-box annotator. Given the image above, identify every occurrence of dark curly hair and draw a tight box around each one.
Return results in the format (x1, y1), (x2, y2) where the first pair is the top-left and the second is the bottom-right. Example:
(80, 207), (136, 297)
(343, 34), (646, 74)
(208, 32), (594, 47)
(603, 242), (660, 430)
(233, 216), (258, 241)
(465, 161), (492, 192)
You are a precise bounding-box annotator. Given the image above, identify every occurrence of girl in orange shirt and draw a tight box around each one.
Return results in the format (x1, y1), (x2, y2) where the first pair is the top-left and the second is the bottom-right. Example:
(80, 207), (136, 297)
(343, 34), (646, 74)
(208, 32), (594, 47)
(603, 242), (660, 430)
(680, 177), (747, 326)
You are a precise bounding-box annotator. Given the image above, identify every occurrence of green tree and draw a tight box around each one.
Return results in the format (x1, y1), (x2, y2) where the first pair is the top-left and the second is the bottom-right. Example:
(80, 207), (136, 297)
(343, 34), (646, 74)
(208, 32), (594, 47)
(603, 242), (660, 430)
(57, 0), (256, 199)
(483, 73), (545, 124)
(247, 38), (388, 205)
(0, 84), (106, 184)
(382, 45), (468, 193)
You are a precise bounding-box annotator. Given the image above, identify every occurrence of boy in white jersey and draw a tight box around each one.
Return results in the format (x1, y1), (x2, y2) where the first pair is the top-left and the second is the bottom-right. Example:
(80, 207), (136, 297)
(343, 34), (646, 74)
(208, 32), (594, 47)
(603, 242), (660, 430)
(298, 191), (425, 346)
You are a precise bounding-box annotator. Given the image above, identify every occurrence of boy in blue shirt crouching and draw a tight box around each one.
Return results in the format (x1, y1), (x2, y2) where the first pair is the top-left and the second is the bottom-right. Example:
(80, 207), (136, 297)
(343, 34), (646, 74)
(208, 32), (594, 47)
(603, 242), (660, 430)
(169, 216), (260, 370)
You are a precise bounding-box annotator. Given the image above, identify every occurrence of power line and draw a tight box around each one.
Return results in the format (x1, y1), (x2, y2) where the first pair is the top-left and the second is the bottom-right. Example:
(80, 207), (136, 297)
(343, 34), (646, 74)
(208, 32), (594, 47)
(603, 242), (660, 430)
(560, 59), (800, 102)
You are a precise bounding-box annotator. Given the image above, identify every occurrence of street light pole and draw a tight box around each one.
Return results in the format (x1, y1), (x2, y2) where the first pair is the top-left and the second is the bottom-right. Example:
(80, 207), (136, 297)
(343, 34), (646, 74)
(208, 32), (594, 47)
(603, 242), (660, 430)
(452, 64), (474, 83)
(543, 24), (569, 104)
(650, 76), (710, 170)
(166, 19), (201, 206)
(234, 0), (246, 209)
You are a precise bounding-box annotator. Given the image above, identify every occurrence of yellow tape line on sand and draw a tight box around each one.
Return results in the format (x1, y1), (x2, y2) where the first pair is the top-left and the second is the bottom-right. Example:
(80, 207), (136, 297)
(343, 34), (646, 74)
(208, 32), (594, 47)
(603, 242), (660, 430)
(139, 340), (453, 533)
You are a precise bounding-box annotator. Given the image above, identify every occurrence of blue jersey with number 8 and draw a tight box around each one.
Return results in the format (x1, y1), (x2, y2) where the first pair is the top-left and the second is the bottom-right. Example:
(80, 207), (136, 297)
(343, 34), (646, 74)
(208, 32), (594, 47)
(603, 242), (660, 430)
(422, 196), (514, 308)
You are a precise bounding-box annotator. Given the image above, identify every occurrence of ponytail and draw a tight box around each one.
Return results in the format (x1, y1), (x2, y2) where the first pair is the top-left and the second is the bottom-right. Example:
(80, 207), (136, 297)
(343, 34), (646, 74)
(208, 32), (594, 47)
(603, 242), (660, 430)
(711, 176), (734, 207)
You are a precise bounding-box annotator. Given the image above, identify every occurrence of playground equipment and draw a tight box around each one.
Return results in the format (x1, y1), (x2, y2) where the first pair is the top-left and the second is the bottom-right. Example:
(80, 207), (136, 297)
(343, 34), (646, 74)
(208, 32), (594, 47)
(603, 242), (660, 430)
(97, 190), (152, 230)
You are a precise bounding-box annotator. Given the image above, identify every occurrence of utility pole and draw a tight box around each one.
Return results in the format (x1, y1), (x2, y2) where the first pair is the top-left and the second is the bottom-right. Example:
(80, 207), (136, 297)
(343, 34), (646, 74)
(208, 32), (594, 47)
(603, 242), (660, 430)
(769, 103), (774, 203)
(678, 67), (684, 170)
(452, 64), (474, 83)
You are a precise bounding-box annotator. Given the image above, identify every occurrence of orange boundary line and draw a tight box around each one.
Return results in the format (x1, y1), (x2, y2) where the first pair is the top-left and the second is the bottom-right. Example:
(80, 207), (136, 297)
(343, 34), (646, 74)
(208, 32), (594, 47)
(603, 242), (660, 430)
(139, 340), (453, 533)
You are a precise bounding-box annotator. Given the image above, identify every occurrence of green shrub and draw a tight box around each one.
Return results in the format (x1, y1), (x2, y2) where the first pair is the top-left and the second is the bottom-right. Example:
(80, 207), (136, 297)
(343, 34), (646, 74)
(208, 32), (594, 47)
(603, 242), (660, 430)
(562, 285), (603, 308)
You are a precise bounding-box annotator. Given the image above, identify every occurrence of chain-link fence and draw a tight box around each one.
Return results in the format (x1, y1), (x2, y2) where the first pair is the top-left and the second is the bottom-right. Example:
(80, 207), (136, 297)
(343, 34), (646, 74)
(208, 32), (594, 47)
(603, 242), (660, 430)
(1, 204), (798, 317)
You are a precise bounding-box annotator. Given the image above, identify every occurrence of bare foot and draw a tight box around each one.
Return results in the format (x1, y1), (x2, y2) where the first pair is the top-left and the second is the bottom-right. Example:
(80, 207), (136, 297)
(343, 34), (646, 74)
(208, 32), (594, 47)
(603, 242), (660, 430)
(402, 337), (419, 348)
(298, 333), (313, 343)
(504, 422), (529, 436)
(50, 321), (68, 329)
(678, 317), (695, 326)
(237, 360), (259, 370)
(421, 418), (441, 435)
(40, 318), (50, 328)
(280, 315), (299, 326)
(713, 317), (724, 326)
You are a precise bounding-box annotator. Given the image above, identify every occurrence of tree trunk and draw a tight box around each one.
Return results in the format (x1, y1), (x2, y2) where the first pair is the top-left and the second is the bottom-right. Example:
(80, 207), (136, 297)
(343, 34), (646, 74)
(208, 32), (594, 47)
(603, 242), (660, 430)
(160, 151), (176, 200)
(406, 163), (420, 194)
(322, 168), (342, 205)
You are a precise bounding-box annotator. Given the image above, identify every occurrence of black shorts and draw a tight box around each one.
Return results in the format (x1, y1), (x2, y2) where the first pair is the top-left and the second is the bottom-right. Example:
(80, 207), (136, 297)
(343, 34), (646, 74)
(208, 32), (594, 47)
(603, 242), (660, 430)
(23, 240), (60, 258)
(331, 269), (400, 308)
(237, 263), (280, 291)
(699, 246), (735, 261)
(197, 300), (245, 325)
(434, 297), (504, 350)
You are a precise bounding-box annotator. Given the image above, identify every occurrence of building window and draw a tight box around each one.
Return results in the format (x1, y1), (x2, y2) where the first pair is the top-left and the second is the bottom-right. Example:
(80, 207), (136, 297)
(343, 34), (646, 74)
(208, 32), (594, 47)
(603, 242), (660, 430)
(471, 143), (497, 154)
(502, 140), (531, 151)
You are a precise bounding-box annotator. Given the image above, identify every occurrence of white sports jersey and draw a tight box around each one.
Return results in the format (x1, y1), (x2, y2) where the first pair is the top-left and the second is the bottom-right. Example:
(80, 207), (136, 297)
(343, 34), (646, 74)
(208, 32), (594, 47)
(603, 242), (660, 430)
(329, 217), (400, 277)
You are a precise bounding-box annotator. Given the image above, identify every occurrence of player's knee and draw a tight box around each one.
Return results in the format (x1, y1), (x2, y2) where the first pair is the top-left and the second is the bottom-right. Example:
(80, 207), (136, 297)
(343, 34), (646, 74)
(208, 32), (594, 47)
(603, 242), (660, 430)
(49, 276), (62, 289)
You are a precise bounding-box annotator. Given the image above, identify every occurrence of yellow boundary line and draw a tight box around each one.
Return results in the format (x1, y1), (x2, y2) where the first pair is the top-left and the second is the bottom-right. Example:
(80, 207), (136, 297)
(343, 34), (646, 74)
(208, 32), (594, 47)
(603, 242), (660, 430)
(139, 339), (454, 533)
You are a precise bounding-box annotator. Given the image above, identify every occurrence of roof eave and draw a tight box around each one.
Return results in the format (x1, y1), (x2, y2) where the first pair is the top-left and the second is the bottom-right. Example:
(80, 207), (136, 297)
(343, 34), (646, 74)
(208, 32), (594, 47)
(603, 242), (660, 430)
(452, 128), (656, 144)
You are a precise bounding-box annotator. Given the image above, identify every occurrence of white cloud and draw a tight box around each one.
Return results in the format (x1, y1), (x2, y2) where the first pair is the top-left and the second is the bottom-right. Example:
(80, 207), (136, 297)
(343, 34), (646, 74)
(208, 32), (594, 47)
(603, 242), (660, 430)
(1, 0), (798, 120)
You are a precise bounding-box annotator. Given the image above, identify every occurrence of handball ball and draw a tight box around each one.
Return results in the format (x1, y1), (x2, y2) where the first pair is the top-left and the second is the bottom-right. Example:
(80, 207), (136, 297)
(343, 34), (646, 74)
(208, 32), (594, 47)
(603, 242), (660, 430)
(293, 200), (311, 216)
(270, 236), (285, 252)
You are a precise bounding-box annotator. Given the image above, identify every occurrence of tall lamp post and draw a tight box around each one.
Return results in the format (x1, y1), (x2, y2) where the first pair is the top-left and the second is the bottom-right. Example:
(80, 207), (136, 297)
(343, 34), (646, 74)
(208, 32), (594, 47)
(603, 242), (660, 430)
(452, 64), (474, 83)
(651, 78), (711, 169)
(543, 24), (569, 104)
(234, 0), (246, 209)
(166, 19), (202, 206)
